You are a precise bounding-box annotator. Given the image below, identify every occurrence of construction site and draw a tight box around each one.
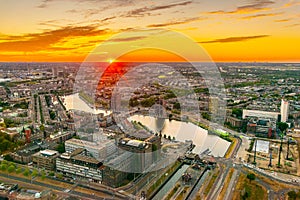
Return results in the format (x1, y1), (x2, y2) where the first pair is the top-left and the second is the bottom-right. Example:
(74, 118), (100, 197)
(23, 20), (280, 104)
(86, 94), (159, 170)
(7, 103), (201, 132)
(247, 137), (300, 176)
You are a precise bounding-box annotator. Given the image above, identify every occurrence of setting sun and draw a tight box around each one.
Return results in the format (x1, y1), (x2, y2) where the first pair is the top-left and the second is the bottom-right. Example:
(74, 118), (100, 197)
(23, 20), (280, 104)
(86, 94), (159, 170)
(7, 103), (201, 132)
(107, 59), (115, 64)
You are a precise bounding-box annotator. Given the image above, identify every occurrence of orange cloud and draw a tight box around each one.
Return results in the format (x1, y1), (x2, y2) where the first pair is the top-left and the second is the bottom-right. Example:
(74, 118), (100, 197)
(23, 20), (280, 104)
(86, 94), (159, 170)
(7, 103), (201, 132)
(282, 0), (300, 8)
(206, 1), (274, 15)
(123, 1), (193, 17)
(147, 17), (205, 27)
(240, 12), (282, 20)
(0, 25), (110, 52)
(274, 18), (291, 22)
(199, 35), (270, 44)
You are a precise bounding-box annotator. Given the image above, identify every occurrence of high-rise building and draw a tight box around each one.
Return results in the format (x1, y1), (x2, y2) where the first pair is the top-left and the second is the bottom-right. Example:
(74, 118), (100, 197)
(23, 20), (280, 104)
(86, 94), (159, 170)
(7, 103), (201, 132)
(280, 99), (289, 122)
(52, 66), (58, 78)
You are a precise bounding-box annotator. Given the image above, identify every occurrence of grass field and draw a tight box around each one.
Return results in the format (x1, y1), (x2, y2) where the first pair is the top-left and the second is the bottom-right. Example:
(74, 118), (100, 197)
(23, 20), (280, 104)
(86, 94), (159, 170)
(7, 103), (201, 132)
(232, 173), (267, 200)
(225, 137), (238, 158)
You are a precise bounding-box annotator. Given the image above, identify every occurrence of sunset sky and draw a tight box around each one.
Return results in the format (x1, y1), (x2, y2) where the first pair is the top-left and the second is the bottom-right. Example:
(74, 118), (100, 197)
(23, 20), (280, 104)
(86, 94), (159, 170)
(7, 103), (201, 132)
(0, 0), (300, 62)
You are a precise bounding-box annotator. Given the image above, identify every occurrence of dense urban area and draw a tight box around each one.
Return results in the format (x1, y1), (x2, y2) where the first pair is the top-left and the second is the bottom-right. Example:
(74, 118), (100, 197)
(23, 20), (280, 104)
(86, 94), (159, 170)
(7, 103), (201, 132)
(0, 62), (299, 200)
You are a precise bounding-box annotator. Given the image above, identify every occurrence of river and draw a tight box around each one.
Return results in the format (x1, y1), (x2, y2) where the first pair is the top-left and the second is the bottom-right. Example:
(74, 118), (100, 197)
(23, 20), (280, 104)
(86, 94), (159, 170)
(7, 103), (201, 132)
(129, 115), (230, 157)
(62, 93), (230, 157)
(62, 93), (111, 116)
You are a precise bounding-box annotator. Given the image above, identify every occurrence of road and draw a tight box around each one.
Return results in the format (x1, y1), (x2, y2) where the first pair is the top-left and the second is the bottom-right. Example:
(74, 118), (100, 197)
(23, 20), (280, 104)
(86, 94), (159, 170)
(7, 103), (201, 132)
(205, 160), (232, 200)
(223, 168), (240, 200)
(0, 172), (127, 200)
(214, 162), (300, 200)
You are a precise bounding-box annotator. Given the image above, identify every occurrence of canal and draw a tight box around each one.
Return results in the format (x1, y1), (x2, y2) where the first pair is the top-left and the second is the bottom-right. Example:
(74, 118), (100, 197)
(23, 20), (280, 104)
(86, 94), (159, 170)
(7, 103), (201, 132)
(151, 164), (189, 200)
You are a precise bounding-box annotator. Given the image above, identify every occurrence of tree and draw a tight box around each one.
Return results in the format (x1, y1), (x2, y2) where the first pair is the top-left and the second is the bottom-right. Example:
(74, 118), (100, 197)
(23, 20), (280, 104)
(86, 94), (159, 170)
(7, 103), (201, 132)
(56, 143), (65, 153)
(72, 135), (80, 139)
(129, 98), (139, 107)
(246, 173), (255, 182)
(232, 108), (243, 119)
(16, 167), (23, 174)
(173, 102), (181, 110)
(152, 144), (158, 151)
(201, 112), (211, 121)
(277, 122), (288, 133)
(41, 173), (46, 180)
(3, 118), (15, 128)
(39, 124), (45, 132)
(23, 168), (30, 177)
(287, 191), (297, 200)
(0, 164), (7, 171)
(3, 154), (13, 161)
(49, 110), (56, 120)
(56, 173), (63, 179)
(7, 165), (15, 173)
(49, 172), (55, 176)
(242, 191), (250, 200)
(31, 169), (38, 177)
(164, 92), (176, 99)
(140, 97), (156, 107)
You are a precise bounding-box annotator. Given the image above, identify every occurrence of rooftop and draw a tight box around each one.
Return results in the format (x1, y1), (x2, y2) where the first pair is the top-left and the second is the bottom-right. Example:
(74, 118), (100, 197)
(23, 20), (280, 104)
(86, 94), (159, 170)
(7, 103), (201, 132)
(72, 154), (101, 165)
(40, 149), (58, 156)
(119, 138), (147, 149)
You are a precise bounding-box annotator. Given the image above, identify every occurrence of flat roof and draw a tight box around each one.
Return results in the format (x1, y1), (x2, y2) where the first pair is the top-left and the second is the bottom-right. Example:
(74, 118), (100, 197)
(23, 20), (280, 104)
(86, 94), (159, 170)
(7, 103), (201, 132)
(243, 109), (279, 119)
(127, 139), (144, 147)
(72, 154), (101, 165)
(255, 140), (270, 154)
(40, 149), (58, 156)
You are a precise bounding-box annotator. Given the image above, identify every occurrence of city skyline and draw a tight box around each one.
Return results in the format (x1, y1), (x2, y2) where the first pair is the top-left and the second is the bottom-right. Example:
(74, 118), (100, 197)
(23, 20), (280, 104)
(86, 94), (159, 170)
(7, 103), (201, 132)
(0, 0), (300, 62)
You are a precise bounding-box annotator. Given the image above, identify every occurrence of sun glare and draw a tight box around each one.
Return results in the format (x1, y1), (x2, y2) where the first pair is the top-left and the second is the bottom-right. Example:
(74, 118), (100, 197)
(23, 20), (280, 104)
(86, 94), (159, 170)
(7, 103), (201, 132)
(107, 58), (115, 63)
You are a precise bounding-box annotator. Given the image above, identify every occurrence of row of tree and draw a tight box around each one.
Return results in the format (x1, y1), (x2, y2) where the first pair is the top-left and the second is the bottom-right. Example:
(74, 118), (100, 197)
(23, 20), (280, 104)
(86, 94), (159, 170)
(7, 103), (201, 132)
(0, 160), (66, 180)
(0, 131), (18, 154)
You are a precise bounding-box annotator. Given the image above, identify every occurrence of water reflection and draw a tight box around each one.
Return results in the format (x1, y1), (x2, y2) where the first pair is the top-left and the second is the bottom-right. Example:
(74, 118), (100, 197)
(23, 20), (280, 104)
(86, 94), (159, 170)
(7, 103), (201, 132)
(63, 93), (111, 116)
(129, 115), (230, 157)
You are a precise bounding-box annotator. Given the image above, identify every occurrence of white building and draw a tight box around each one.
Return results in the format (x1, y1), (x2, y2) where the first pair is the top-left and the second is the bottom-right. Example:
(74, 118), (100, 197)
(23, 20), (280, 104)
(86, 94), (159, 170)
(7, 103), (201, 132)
(280, 99), (289, 122)
(65, 138), (117, 161)
(242, 109), (279, 120)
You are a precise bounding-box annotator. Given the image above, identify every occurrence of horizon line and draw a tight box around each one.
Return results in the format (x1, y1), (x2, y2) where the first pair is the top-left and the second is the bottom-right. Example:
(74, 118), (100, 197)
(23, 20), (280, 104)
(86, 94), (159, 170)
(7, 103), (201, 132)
(0, 60), (300, 63)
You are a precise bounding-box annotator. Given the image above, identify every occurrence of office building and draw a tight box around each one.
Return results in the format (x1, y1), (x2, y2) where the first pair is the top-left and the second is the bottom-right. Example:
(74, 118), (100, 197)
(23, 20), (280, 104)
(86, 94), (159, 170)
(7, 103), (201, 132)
(101, 134), (161, 187)
(280, 99), (289, 122)
(32, 149), (59, 171)
(65, 138), (117, 161)
(243, 109), (279, 121)
(56, 148), (103, 183)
